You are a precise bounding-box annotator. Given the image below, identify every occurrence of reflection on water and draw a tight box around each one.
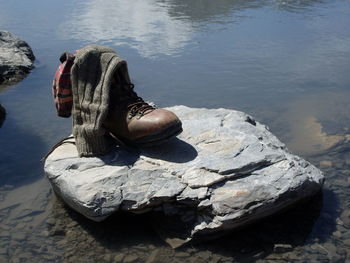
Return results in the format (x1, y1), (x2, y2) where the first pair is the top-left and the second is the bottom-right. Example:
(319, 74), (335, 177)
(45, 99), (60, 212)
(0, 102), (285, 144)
(58, 0), (340, 59)
(287, 115), (346, 156)
(164, 0), (265, 21)
(0, 101), (49, 186)
(273, 0), (325, 12)
(59, 0), (194, 58)
(59, 0), (268, 58)
(265, 91), (350, 157)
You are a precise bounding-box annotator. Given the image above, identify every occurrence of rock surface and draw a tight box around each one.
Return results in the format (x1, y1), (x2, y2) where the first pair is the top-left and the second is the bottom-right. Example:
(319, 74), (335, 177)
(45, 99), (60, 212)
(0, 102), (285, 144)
(0, 30), (35, 84)
(44, 106), (324, 246)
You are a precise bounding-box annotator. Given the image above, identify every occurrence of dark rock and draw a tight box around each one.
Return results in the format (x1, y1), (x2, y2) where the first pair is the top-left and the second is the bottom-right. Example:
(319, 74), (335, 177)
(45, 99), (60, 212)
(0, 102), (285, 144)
(0, 30), (35, 84)
(273, 243), (293, 253)
(0, 104), (5, 128)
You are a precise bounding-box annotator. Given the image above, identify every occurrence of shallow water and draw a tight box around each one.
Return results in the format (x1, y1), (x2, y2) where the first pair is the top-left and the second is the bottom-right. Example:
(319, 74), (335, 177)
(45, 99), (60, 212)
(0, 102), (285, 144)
(0, 0), (350, 262)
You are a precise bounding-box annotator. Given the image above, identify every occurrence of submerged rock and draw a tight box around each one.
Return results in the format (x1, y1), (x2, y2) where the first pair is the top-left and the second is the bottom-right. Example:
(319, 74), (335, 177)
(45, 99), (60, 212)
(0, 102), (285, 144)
(44, 106), (324, 247)
(0, 104), (5, 127)
(0, 30), (35, 84)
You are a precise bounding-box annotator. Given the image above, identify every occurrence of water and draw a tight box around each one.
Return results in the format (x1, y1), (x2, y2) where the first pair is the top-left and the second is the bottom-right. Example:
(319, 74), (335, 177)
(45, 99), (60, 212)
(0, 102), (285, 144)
(0, 0), (349, 262)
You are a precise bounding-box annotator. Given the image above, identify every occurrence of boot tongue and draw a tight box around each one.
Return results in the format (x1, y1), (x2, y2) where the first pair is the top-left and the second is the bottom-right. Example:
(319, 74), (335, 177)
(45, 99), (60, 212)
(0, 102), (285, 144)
(110, 73), (155, 118)
(120, 84), (155, 119)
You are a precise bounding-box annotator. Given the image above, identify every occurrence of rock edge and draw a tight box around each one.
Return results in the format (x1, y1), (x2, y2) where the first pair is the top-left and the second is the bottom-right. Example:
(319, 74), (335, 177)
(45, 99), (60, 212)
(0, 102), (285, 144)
(0, 30), (35, 84)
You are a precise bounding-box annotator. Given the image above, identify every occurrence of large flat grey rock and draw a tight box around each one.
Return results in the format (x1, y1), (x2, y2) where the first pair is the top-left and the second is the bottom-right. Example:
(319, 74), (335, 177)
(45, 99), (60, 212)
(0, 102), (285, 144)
(44, 106), (324, 246)
(0, 31), (35, 84)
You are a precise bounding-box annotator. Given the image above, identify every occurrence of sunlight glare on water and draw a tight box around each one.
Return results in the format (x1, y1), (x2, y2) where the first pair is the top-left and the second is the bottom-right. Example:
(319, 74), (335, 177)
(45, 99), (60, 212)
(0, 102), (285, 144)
(58, 0), (194, 58)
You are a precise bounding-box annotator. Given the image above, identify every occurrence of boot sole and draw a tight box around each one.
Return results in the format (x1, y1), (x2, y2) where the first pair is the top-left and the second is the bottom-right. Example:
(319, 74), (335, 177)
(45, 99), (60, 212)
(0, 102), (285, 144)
(111, 121), (183, 148)
(133, 121), (183, 147)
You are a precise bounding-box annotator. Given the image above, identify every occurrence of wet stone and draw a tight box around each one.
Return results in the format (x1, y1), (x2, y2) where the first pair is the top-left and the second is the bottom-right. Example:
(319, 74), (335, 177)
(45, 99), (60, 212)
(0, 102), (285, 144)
(343, 239), (350, 246)
(209, 254), (222, 263)
(330, 253), (346, 263)
(0, 247), (8, 255)
(337, 225), (349, 235)
(320, 160), (333, 167)
(46, 218), (55, 226)
(50, 226), (65, 236)
(310, 244), (328, 256)
(18, 252), (33, 260)
(103, 253), (113, 262)
(40, 230), (50, 237)
(22, 216), (33, 223)
(337, 248), (347, 257)
(333, 231), (342, 239)
(67, 221), (78, 228)
(123, 254), (139, 263)
(0, 225), (10, 231)
(113, 254), (124, 262)
(196, 250), (212, 259)
(334, 161), (344, 169)
(145, 249), (170, 263)
(188, 256), (207, 263)
(323, 243), (338, 257)
(336, 218), (344, 226)
(10, 257), (21, 263)
(14, 222), (26, 230)
(56, 239), (67, 247)
(0, 231), (10, 238)
(340, 210), (350, 228)
(11, 232), (27, 241)
(252, 251), (266, 259)
(175, 252), (191, 258)
(332, 179), (347, 187)
(0, 31), (35, 84)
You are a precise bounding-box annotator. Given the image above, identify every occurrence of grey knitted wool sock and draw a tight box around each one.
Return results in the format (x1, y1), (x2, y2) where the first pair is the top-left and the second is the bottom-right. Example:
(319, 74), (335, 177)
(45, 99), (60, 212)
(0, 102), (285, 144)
(70, 45), (131, 157)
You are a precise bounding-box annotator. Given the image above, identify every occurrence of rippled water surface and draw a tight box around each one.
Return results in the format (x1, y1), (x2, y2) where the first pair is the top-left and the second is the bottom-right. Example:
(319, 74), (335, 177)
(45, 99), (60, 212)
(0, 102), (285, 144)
(0, 0), (350, 262)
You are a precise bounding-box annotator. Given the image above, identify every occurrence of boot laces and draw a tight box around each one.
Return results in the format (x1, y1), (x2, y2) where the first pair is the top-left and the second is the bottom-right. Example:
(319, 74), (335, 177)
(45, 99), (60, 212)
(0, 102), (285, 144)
(123, 84), (155, 119)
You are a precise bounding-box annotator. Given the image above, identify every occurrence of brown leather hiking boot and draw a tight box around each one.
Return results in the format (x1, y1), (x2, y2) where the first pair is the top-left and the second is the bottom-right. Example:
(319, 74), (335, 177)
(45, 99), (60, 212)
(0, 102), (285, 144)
(104, 71), (182, 147)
